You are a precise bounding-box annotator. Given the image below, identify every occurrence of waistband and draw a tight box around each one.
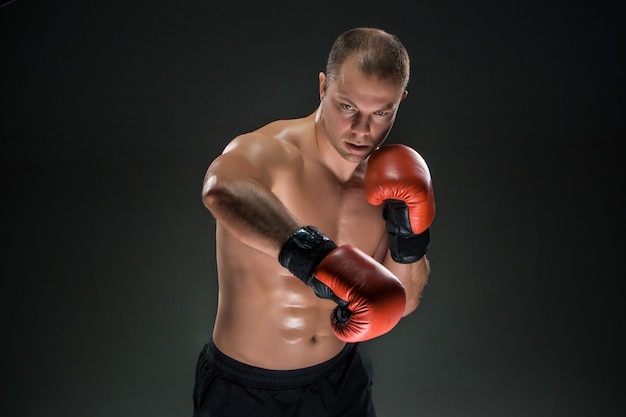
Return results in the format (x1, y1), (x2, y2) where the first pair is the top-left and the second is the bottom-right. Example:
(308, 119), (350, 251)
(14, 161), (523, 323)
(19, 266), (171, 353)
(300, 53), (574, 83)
(205, 339), (354, 389)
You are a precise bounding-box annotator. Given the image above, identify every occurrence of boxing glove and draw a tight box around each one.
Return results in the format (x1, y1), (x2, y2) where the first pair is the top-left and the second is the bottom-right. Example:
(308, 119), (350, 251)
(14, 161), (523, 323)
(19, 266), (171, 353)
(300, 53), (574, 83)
(279, 226), (406, 343)
(364, 144), (436, 263)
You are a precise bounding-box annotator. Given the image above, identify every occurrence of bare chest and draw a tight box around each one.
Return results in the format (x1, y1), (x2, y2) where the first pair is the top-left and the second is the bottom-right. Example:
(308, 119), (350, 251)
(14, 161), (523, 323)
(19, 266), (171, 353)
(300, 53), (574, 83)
(273, 164), (386, 256)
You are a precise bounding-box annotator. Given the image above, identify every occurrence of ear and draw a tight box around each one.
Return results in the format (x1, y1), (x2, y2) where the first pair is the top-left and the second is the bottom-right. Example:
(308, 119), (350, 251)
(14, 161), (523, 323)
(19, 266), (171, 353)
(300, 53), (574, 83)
(319, 72), (326, 101)
(401, 90), (408, 100)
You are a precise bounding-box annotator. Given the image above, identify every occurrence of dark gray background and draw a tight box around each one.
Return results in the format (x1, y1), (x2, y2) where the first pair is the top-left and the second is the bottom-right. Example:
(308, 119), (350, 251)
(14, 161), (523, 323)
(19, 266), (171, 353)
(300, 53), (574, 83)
(2, 1), (623, 416)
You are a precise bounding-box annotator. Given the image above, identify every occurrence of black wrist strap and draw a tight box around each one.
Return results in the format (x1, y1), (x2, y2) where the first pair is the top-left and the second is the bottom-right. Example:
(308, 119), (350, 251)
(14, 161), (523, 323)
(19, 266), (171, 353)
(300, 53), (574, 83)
(383, 199), (431, 263)
(278, 226), (338, 285)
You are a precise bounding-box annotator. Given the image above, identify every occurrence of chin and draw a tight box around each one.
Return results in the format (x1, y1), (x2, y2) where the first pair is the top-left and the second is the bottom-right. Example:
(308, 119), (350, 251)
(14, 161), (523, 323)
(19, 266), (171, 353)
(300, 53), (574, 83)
(341, 152), (367, 164)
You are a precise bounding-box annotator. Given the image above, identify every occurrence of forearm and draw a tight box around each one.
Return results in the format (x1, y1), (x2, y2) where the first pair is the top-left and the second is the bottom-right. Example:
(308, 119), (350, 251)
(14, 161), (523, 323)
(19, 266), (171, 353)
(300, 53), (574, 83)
(203, 173), (300, 258)
(383, 254), (430, 316)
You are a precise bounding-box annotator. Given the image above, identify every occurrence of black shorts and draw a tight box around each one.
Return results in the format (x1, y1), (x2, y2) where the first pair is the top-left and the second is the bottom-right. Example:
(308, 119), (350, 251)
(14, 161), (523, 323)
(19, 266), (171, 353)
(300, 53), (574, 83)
(192, 339), (377, 417)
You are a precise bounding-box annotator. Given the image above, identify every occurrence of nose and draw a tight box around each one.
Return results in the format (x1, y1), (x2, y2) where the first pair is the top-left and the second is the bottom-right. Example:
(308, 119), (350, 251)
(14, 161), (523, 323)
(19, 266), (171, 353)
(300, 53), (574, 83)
(351, 114), (370, 135)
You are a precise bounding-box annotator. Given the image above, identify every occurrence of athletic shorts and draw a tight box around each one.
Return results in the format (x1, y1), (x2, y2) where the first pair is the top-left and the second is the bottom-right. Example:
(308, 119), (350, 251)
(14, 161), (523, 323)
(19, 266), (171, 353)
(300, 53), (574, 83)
(192, 339), (377, 417)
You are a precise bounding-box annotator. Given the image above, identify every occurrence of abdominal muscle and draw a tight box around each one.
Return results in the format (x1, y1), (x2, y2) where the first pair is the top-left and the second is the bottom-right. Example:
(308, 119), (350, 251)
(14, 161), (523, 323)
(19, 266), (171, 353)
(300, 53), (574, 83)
(210, 228), (347, 370)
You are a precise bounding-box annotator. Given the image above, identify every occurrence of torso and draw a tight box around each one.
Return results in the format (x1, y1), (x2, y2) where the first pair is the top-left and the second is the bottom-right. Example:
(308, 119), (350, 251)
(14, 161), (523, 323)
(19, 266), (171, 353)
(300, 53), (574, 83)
(211, 114), (388, 370)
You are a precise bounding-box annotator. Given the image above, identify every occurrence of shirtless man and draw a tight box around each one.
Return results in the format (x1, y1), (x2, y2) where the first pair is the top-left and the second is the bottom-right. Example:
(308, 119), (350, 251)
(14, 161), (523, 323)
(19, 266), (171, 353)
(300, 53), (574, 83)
(193, 27), (436, 417)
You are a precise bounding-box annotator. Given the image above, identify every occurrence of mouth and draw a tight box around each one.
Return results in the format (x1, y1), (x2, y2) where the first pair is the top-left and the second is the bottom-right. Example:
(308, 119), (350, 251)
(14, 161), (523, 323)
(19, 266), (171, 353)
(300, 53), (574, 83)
(345, 141), (370, 155)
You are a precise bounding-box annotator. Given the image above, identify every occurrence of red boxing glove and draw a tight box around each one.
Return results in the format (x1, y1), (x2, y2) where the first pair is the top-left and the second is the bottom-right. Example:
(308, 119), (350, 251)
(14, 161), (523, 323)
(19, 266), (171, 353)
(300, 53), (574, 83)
(314, 245), (406, 342)
(279, 226), (406, 343)
(364, 144), (436, 263)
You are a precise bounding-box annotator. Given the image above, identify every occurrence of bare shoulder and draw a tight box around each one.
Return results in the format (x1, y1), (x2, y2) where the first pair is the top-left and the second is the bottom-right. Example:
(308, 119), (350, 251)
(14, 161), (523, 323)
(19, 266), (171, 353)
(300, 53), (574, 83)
(207, 115), (314, 188)
(222, 115), (314, 167)
(223, 117), (312, 166)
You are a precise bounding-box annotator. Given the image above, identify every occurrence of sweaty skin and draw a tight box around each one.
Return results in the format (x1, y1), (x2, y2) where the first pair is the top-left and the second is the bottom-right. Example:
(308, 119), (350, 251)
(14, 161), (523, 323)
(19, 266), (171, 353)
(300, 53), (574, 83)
(202, 58), (429, 370)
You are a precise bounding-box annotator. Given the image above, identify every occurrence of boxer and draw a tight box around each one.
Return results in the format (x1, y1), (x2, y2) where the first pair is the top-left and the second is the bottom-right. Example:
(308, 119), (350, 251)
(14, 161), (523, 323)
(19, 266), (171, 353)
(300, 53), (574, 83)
(193, 27), (435, 417)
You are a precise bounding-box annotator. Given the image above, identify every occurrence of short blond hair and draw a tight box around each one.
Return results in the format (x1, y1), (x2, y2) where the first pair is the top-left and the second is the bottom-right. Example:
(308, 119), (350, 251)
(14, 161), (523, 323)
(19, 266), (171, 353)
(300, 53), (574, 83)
(325, 27), (410, 90)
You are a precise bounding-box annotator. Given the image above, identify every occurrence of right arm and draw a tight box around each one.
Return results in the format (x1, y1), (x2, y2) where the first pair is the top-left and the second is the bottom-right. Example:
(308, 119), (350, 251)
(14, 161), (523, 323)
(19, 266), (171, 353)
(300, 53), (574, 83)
(202, 133), (302, 258)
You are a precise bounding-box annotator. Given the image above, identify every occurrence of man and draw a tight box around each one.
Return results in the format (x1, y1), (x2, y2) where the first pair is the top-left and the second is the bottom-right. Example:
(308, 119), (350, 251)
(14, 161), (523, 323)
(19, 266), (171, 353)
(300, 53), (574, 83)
(193, 27), (436, 417)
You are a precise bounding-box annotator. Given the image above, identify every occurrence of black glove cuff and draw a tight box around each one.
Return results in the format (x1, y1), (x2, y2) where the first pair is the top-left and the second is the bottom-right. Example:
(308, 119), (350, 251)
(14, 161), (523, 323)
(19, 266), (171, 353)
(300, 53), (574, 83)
(383, 199), (431, 264)
(388, 227), (430, 263)
(278, 226), (338, 285)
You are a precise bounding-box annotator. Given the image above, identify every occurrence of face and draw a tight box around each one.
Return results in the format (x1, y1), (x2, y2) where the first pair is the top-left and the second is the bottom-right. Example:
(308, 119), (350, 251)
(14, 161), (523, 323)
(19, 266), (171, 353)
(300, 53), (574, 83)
(317, 58), (408, 163)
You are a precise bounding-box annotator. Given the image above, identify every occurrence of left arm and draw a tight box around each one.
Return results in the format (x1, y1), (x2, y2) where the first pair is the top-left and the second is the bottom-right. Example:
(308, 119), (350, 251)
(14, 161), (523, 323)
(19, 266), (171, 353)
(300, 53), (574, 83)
(365, 144), (436, 317)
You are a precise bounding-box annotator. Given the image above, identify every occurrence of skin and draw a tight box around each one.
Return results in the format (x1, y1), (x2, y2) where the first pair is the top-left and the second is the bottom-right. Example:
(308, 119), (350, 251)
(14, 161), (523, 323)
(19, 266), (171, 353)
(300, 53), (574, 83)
(202, 56), (430, 370)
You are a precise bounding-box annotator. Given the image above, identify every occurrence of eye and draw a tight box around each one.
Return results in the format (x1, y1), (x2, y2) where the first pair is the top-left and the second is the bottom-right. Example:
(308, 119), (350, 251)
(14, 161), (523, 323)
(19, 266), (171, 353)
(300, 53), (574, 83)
(374, 111), (388, 116)
(341, 103), (354, 111)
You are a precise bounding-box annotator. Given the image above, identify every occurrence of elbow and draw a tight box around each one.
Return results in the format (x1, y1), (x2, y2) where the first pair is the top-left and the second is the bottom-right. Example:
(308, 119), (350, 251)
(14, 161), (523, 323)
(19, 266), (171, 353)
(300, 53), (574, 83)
(402, 295), (420, 317)
(202, 172), (225, 213)
(202, 171), (245, 219)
